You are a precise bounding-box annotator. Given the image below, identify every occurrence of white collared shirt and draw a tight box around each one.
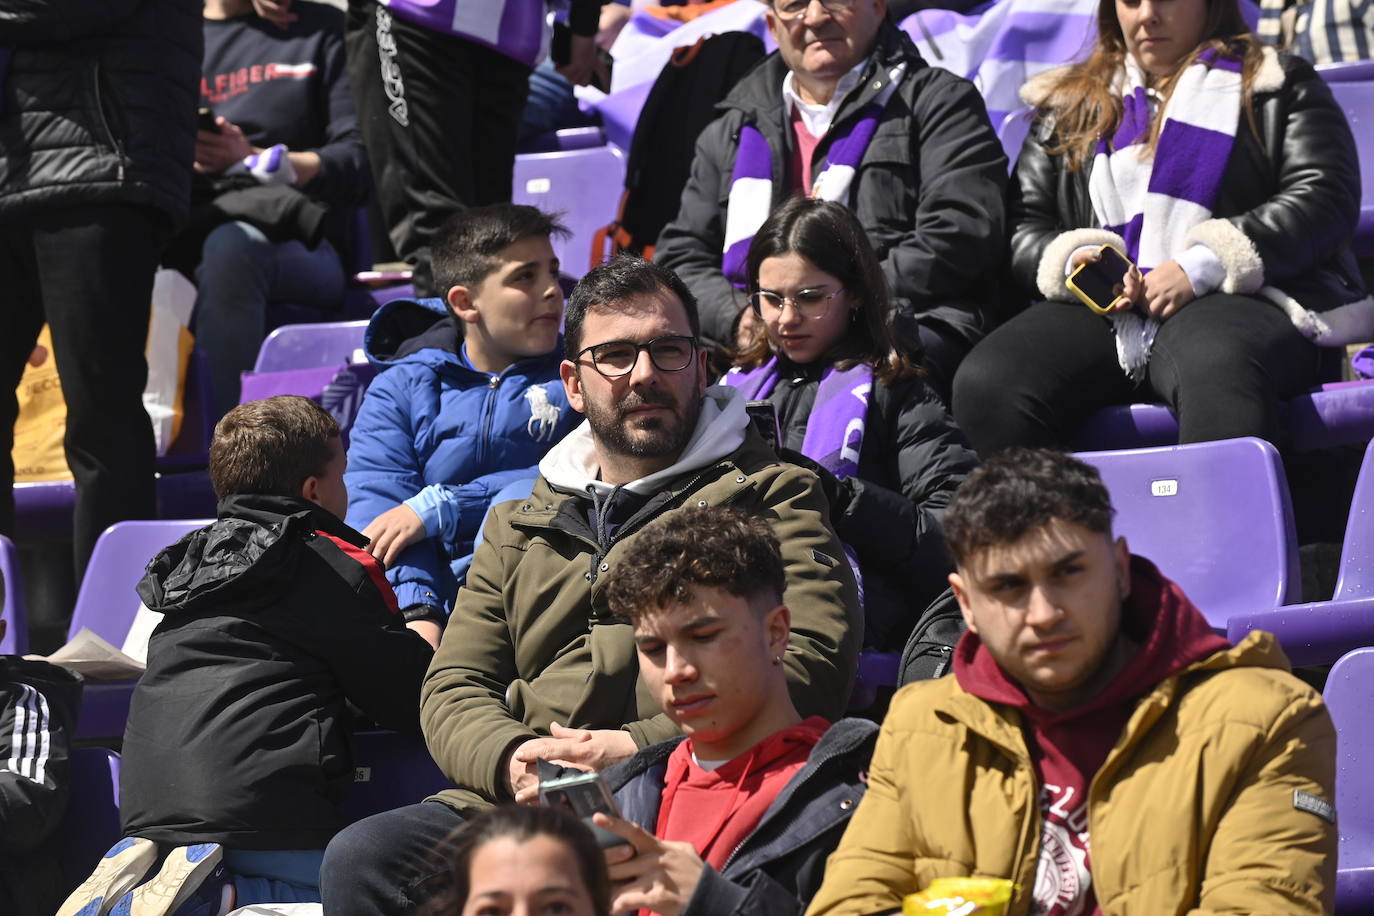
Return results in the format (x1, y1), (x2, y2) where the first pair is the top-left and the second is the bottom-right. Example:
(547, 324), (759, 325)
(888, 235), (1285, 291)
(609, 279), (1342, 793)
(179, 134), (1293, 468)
(780, 58), (870, 138)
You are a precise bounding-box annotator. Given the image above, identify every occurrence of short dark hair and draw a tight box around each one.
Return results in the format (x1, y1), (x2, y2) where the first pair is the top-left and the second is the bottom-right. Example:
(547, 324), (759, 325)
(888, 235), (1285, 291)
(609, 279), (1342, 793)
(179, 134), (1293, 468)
(605, 506), (785, 625)
(430, 204), (568, 295)
(564, 255), (700, 359)
(209, 396), (339, 501)
(943, 448), (1116, 568)
(425, 805), (612, 916)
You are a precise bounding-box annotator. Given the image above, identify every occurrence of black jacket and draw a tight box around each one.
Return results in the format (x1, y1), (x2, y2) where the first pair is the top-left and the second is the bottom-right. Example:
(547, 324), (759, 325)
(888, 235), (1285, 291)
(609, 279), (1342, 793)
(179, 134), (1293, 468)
(0, 657), (81, 916)
(0, 0), (201, 225)
(605, 718), (879, 916)
(1008, 49), (1366, 314)
(761, 350), (977, 649)
(120, 494), (433, 849)
(655, 20), (1008, 350)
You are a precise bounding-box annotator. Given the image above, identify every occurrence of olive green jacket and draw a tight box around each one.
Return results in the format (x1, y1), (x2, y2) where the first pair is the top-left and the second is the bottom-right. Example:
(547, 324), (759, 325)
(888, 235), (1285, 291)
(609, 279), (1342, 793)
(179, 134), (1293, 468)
(420, 427), (862, 813)
(806, 631), (1337, 916)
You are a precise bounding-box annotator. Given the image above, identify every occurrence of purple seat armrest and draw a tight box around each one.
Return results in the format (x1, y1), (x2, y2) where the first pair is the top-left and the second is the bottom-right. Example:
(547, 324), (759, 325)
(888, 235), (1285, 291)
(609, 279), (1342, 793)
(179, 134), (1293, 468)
(1226, 596), (1374, 668)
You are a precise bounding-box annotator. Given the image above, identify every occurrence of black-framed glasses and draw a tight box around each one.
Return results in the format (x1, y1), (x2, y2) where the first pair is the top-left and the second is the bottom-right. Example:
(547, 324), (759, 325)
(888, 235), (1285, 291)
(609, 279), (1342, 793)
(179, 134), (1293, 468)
(773, 0), (855, 20)
(575, 335), (699, 379)
(748, 288), (842, 321)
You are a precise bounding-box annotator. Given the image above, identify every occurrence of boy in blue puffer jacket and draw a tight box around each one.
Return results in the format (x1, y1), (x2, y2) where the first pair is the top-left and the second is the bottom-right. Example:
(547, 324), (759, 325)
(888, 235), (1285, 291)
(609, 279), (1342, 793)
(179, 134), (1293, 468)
(345, 205), (579, 633)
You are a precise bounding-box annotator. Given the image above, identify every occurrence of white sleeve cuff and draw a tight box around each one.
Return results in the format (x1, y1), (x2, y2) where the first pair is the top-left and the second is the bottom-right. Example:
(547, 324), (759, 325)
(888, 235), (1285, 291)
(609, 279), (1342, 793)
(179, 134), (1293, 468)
(1065, 245), (1100, 278)
(1175, 244), (1226, 296)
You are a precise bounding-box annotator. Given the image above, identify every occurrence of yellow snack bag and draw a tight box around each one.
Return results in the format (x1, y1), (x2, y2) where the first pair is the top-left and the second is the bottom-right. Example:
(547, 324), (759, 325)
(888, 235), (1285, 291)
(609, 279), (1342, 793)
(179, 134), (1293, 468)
(902, 877), (1014, 915)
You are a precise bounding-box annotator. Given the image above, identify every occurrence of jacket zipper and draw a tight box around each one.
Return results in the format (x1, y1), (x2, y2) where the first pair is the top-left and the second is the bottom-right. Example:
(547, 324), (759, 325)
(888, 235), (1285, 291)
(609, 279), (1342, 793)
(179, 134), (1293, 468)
(91, 62), (126, 180)
(476, 370), (502, 468)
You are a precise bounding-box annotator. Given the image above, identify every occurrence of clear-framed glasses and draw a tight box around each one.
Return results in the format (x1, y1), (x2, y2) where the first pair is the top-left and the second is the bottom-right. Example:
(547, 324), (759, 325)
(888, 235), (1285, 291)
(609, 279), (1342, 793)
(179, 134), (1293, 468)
(575, 334), (699, 379)
(772, 0), (855, 20)
(748, 288), (842, 321)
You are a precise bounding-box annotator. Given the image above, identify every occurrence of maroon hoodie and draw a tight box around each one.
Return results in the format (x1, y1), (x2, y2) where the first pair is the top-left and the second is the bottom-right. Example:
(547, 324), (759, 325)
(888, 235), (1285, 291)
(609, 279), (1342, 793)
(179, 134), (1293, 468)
(953, 556), (1230, 916)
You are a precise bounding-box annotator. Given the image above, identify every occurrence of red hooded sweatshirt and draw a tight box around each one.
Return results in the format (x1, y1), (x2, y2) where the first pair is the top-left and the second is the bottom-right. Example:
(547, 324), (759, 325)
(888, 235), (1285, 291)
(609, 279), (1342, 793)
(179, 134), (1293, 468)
(953, 556), (1230, 916)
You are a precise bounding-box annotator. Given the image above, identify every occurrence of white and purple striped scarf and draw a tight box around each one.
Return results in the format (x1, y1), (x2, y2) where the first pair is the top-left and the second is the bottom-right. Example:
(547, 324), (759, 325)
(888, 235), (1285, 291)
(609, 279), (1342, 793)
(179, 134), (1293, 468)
(720, 63), (907, 288)
(1090, 48), (1243, 378)
(723, 359), (874, 479)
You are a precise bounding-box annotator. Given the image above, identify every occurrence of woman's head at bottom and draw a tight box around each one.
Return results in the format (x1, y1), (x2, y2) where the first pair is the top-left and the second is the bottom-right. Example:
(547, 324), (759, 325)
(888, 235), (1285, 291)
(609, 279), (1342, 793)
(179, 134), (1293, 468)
(428, 805), (612, 916)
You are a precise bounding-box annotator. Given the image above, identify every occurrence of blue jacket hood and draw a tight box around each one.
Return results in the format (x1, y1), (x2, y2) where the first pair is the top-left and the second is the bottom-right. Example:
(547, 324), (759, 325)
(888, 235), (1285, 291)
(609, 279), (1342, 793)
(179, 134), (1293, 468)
(363, 296), (461, 369)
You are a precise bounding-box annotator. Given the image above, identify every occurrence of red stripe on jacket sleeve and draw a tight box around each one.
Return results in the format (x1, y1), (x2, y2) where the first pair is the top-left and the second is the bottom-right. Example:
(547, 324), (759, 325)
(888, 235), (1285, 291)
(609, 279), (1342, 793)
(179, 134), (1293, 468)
(317, 531), (401, 614)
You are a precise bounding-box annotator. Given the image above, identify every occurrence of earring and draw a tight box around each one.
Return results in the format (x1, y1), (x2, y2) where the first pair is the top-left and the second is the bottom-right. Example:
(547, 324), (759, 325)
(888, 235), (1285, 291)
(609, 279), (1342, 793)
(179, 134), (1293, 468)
(849, 308), (860, 324)
(772, 654), (783, 666)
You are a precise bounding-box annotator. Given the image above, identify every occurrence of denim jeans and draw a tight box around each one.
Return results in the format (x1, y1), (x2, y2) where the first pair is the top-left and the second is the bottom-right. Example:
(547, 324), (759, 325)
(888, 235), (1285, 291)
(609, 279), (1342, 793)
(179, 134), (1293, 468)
(193, 220), (345, 419)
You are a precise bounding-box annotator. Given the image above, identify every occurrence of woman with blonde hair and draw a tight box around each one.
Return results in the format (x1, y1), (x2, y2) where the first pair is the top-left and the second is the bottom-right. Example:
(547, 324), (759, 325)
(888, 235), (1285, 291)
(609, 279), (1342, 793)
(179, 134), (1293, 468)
(953, 0), (1370, 454)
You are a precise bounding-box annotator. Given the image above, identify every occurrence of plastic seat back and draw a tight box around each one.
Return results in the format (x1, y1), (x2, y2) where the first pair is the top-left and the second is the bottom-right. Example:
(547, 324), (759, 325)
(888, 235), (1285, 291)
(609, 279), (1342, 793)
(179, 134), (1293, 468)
(67, 519), (209, 650)
(1076, 438), (1300, 628)
(1319, 65), (1374, 256)
(0, 534), (28, 655)
(253, 320), (369, 373)
(1335, 438), (1374, 600)
(1325, 647), (1374, 911)
(514, 144), (627, 278)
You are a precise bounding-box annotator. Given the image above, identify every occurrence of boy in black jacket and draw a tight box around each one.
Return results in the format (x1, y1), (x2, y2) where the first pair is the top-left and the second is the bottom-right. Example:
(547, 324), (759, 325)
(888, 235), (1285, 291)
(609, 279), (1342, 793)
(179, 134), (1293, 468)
(0, 616), (82, 916)
(59, 395), (436, 916)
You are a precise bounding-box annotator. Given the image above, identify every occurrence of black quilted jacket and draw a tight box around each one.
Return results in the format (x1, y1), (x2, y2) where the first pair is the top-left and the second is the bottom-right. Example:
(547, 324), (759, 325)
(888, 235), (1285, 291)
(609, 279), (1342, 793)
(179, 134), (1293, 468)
(0, 0), (201, 225)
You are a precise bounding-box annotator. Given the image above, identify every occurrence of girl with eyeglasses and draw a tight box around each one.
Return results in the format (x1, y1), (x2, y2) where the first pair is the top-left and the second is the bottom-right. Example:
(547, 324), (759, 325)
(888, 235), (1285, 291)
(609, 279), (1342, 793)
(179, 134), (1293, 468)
(724, 196), (979, 650)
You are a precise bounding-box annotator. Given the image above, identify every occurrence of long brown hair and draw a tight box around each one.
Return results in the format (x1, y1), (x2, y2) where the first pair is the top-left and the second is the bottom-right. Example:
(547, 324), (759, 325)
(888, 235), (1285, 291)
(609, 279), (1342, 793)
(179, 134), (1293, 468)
(1044, 0), (1265, 172)
(735, 196), (920, 385)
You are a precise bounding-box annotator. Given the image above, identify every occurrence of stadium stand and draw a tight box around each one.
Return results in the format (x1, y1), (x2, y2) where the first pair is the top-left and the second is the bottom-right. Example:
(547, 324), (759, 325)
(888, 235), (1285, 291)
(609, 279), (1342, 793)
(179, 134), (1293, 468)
(252, 321), (369, 374)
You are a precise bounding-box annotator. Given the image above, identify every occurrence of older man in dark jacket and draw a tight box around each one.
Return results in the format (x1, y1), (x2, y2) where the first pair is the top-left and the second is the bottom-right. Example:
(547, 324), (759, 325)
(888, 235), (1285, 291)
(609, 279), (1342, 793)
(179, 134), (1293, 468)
(654, 0), (1006, 401)
(0, 0), (200, 575)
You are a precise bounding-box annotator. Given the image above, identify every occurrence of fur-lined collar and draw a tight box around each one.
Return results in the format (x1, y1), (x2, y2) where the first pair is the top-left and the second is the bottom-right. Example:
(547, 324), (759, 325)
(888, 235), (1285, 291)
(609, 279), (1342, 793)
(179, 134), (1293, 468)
(1019, 45), (1285, 108)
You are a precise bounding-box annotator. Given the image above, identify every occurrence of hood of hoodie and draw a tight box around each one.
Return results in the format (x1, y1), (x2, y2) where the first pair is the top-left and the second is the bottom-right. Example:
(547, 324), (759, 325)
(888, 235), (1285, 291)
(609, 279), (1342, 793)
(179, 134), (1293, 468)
(135, 493), (364, 616)
(953, 555), (1233, 720)
(363, 295), (566, 380)
(538, 385), (750, 497)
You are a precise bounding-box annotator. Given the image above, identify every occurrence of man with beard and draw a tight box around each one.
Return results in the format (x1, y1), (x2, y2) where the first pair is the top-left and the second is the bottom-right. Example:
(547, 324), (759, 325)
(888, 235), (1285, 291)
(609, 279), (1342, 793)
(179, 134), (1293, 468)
(319, 255), (862, 915)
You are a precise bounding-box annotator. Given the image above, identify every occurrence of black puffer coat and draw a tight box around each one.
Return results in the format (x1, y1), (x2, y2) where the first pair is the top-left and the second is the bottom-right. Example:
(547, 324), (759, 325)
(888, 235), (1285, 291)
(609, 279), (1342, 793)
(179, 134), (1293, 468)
(655, 20), (1008, 350)
(0, 0), (201, 224)
(120, 494), (433, 849)
(1008, 48), (1366, 314)
(757, 347), (977, 650)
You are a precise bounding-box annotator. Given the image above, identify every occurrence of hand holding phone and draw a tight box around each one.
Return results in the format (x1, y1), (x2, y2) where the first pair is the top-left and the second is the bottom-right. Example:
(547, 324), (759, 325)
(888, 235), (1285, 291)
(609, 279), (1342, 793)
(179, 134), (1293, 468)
(1067, 244), (1135, 315)
(538, 767), (631, 850)
(197, 108), (221, 134)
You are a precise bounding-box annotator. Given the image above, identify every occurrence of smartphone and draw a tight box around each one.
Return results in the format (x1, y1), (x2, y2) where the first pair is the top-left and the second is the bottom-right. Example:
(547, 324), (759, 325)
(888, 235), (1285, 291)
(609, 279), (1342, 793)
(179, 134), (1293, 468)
(197, 107), (220, 134)
(746, 400), (781, 452)
(550, 23), (613, 93)
(1067, 244), (1134, 315)
(538, 768), (631, 850)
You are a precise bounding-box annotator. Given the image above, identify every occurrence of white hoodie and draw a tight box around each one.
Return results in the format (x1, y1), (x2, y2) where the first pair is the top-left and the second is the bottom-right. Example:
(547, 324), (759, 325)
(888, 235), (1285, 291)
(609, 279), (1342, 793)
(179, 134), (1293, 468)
(538, 385), (750, 497)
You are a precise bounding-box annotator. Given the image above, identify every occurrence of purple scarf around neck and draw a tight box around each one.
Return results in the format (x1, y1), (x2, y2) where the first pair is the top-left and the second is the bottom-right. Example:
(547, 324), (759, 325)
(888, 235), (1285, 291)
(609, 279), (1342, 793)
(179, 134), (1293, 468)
(719, 62), (907, 288)
(724, 358), (874, 478)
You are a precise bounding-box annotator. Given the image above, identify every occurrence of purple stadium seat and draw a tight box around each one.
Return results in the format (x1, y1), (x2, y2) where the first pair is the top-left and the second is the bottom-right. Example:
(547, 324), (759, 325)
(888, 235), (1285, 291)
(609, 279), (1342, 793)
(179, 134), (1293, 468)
(337, 730), (453, 825)
(1318, 61), (1374, 258)
(1076, 438), (1300, 630)
(1071, 380), (1374, 453)
(252, 320), (369, 373)
(59, 747), (122, 895)
(68, 519), (208, 739)
(1227, 438), (1374, 667)
(1324, 647), (1374, 913)
(514, 143), (627, 278)
(849, 650), (901, 711)
(0, 534), (28, 655)
(996, 107), (1033, 174)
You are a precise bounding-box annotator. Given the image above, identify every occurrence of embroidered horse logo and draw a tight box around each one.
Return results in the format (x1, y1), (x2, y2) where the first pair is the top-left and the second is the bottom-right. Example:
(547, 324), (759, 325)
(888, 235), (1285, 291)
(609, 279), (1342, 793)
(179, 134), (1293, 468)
(525, 386), (560, 442)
